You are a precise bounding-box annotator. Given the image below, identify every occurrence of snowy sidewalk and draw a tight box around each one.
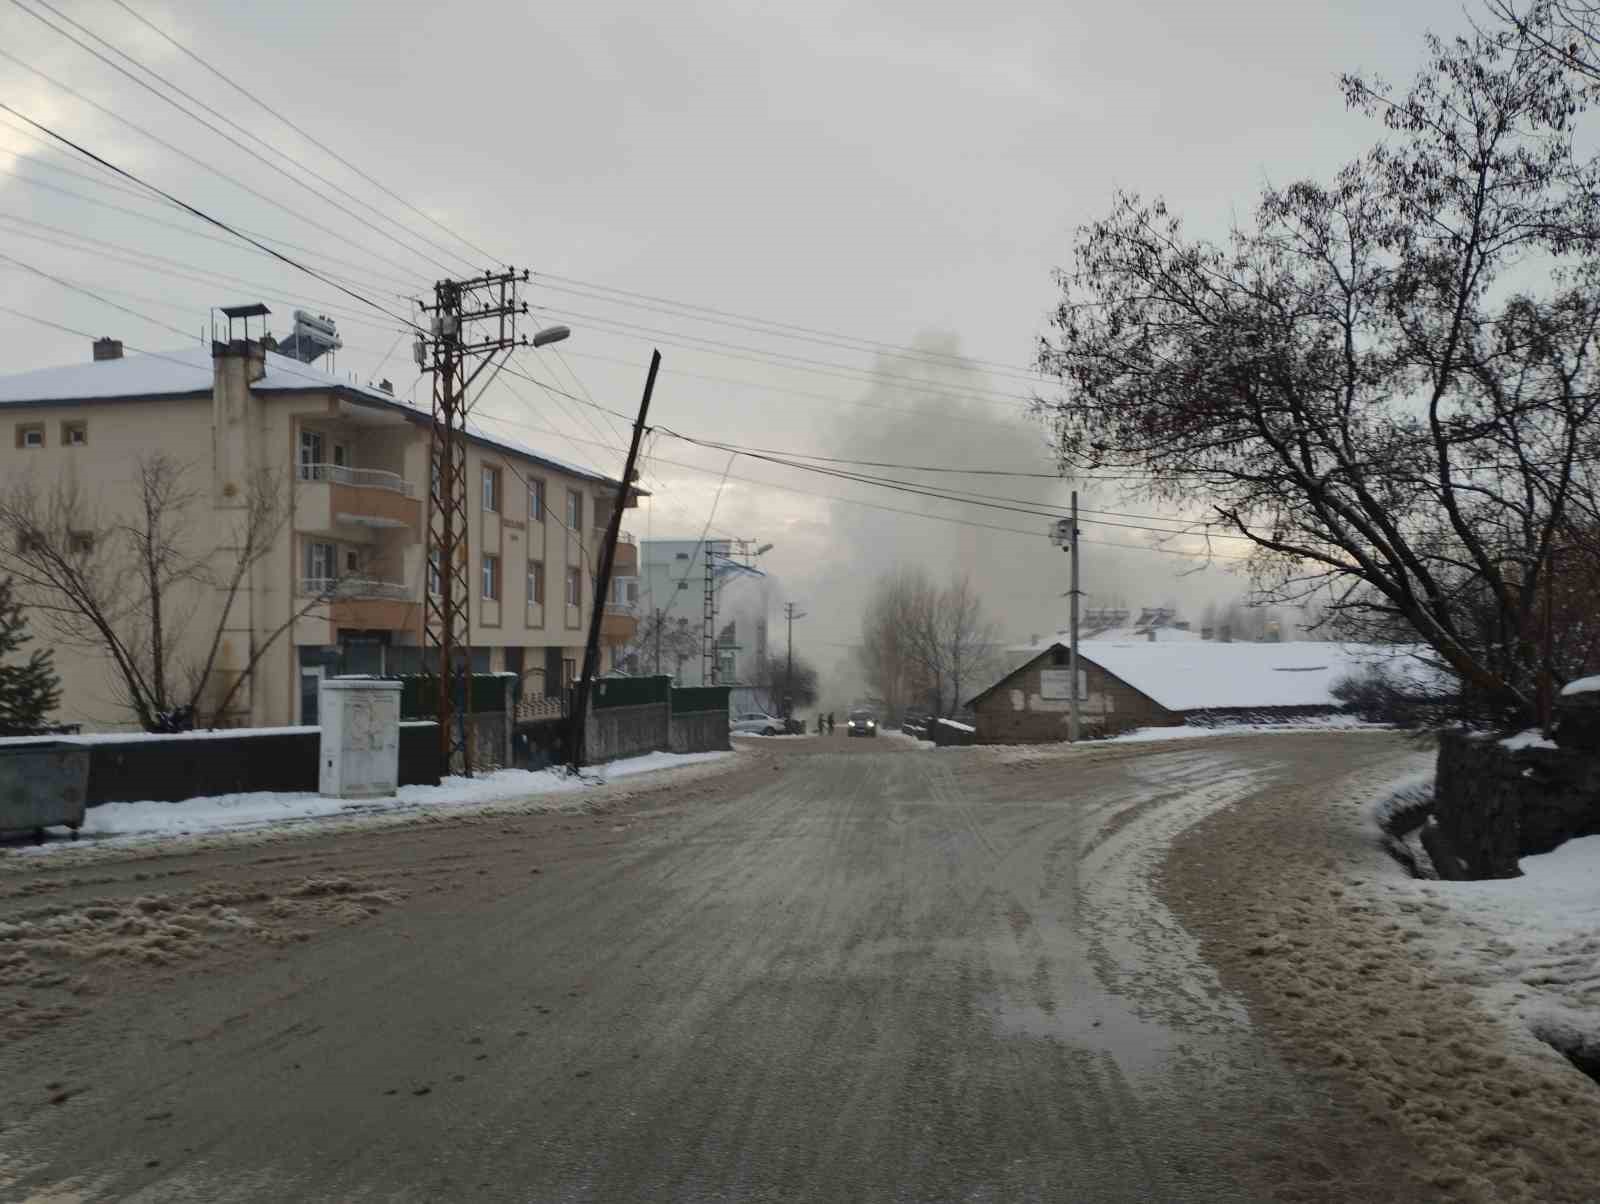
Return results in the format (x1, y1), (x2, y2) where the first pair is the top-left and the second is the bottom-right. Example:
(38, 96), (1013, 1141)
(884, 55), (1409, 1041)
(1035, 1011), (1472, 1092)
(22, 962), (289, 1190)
(10, 750), (734, 854)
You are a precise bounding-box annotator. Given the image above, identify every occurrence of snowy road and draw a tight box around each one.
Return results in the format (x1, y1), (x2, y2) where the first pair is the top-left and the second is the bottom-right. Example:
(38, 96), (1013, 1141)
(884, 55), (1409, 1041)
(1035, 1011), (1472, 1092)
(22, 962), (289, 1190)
(0, 731), (1425, 1202)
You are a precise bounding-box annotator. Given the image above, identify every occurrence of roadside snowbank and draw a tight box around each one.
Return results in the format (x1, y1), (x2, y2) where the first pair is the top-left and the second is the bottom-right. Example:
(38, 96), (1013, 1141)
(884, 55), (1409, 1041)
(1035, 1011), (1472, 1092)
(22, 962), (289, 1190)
(15, 751), (732, 852)
(1163, 747), (1600, 1203)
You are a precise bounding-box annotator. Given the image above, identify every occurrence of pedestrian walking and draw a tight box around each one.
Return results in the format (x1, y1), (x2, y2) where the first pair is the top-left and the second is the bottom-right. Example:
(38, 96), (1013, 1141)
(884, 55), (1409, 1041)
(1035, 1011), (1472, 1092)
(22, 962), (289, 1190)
(827, 712), (835, 734)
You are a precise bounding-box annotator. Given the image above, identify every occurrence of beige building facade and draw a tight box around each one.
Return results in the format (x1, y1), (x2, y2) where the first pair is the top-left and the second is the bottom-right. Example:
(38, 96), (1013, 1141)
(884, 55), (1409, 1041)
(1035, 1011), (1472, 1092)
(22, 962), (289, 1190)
(0, 335), (640, 730)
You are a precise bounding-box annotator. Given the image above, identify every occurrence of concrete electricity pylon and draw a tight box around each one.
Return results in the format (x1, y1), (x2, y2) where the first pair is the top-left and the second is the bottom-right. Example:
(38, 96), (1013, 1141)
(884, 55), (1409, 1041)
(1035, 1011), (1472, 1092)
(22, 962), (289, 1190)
(417, 269), (535, 775)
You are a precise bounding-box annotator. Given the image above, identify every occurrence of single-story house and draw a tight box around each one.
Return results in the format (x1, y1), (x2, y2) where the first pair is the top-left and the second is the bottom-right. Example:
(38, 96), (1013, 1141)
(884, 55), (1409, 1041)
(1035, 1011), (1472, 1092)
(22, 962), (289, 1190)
(966, 639), (1434, 742)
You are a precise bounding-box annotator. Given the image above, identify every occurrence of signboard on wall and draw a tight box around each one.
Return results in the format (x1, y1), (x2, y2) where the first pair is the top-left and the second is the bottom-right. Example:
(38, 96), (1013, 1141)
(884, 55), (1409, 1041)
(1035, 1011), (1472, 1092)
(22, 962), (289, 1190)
(1039, 668), (1087, 700)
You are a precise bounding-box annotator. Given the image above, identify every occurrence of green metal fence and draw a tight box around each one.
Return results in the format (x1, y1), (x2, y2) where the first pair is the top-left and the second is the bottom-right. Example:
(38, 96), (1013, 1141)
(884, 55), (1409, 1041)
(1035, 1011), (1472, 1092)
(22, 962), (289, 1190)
(593, 675), (672, 710)
(670, 685), (731, 715)
(385, 673), (515, 720)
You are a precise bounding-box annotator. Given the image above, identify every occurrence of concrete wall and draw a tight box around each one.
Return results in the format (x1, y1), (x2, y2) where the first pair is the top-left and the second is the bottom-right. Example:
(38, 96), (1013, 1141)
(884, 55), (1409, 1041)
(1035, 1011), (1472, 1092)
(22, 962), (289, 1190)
(670, 709), (731, 754)
(972, 653), (1179, 744)
(586, 702), (670, 764)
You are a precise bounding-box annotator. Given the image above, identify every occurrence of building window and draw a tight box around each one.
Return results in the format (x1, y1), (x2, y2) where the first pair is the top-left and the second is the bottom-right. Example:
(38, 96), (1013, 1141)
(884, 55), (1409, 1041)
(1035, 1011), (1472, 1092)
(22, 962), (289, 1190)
(527, 559), (545, 606)
(61, 421), (87, 447)
(565, 565), (580, 607)
(674, 551), (689, 560)
(529, 479), (545, 521)
(428, 549), (441, 596)
(333, 443), (348, 468)
(562, 658), (576, 688)
(15, 423), (43, 449)
(482, 553), (500, 600)
(482, 466), (501, 513)
(304, 540), (335, 586)
(299, 429), (323, 475)
(566, 489), (581, 531)
(345, 548), (360, 575)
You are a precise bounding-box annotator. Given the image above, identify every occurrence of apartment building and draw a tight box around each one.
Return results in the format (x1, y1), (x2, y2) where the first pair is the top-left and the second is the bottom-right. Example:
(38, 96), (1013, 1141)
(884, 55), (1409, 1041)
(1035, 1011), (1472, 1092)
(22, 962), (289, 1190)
(0, 329), (640, 729)
(638, 539), (769, 686)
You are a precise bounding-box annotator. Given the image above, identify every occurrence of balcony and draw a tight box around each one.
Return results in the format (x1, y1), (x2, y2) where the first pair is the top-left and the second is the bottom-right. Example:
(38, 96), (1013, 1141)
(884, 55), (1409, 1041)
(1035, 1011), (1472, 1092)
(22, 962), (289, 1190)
(592, 528), (638, 573)
(296, 463), (421, 536)
(298, 463), (415, 495)
(600, 599), (639, 643)
(299, 575), (417, 630)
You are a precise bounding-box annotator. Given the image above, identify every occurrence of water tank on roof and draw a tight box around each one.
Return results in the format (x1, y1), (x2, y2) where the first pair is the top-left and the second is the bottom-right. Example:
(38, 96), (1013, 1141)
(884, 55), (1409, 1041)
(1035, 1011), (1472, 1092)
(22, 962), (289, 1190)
(277, 310), (343, 364)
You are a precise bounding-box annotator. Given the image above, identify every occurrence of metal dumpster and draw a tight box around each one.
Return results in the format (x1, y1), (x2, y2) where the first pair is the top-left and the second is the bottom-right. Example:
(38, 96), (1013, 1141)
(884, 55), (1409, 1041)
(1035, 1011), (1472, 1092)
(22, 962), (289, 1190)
(0, 742), (89, 840)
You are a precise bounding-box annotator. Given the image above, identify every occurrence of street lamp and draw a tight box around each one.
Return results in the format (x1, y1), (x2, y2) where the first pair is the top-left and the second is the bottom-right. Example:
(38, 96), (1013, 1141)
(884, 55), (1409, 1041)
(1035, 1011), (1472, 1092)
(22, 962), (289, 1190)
(531, 324), (570, 348)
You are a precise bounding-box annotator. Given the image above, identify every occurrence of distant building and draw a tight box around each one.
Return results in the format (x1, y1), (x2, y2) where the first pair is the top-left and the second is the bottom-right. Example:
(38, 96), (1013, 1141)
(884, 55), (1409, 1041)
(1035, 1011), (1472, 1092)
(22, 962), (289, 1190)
(637, 539), (769, 686)
(967, 639), (1429, 742)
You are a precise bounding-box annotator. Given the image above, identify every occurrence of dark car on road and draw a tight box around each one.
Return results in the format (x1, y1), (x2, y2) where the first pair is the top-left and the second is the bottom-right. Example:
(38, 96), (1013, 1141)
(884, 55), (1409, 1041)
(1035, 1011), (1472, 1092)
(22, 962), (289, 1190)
(846, 710), (878, 737)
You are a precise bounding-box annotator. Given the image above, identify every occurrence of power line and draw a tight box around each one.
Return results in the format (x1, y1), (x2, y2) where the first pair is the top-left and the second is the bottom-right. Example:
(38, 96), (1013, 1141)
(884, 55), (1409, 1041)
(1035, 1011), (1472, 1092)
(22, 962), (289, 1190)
(467, 411), (1257, 562)
(0, 177), (423, 298)
(0, 213), (410, 338)
(108, 0), (500, 268)
(0, 56), (437, 292)
(527, 303), (1041, 412)
(11, 0), (475, 276)
(0, 249), (197, 341)
(557, 345), (1042, 436)
(0, 108), (419, 332)
(530, 272), (1046, 384)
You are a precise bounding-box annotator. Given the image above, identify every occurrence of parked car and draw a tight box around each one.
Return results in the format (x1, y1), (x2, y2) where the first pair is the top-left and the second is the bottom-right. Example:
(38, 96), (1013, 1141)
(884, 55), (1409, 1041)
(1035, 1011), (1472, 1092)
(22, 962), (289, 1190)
(846, 710), (878, 738)
(731, 712), (784, 736)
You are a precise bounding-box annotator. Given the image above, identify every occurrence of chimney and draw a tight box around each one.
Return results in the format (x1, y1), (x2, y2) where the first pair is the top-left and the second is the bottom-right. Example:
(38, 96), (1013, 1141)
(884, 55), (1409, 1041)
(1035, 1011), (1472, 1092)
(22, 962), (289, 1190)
(1147, 628), (1157, 642)
(93, 337), (123, 361)
(1220, 624), (1233, 643)
(378, 378), (394, 395)
(1201, 626), (1214, 641)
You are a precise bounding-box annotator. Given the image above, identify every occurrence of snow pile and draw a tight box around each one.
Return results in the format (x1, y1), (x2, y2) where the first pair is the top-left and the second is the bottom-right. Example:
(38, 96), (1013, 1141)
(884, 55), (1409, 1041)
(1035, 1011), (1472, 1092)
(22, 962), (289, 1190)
(1559, 674), (1600, 697)
(1395, 833), (1600, 1073)
(15, 751), (731, 851)
(1499, 729), (1559, 751)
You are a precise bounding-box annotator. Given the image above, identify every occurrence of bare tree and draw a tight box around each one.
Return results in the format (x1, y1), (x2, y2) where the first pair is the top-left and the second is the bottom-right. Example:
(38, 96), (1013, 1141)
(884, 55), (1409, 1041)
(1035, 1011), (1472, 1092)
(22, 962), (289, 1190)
(749, 650), (820, 716)
(1037, 28), (1600, 726)
(1485, 0), (1600, 90)
(859, 569), (925, 723)
(616, 609), (701, 679)
(0, 455), (330, 731)
(861, 568), (1002, 719)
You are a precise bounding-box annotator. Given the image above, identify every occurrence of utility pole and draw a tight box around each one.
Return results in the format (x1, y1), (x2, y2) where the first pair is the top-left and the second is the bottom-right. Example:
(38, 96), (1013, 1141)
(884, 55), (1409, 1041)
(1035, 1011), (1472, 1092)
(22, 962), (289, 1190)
(419, 269), (532, 776)
(1069, 490), (1081, 742)
(653, 607), (664, 676)
(783, 602), (807, 720)
(568, 350), (661, 771)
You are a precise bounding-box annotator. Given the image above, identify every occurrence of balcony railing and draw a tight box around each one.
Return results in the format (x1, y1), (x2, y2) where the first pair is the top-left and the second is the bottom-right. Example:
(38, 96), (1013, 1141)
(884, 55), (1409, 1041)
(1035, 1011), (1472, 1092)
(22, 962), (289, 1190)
(297, 462), (416, 497)
(299, 575), (413, 601)
(604, 600), (639, 617)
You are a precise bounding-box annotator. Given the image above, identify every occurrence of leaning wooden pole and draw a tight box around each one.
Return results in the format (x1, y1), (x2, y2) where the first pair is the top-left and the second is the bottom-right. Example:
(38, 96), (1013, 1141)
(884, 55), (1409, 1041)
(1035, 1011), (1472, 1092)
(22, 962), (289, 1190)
(567, 350), (661, 771)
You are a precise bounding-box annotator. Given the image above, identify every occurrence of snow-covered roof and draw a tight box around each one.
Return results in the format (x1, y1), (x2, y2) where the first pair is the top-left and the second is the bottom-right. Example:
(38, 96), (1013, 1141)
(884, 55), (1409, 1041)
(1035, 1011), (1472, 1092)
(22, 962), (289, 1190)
(975, 640), (1443, 712)
(0, 345), (631, 490)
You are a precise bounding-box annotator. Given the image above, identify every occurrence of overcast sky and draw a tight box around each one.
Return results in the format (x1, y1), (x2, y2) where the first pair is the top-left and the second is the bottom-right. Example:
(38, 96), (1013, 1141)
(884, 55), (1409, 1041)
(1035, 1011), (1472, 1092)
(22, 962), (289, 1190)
(0, 0), (1481, 671)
